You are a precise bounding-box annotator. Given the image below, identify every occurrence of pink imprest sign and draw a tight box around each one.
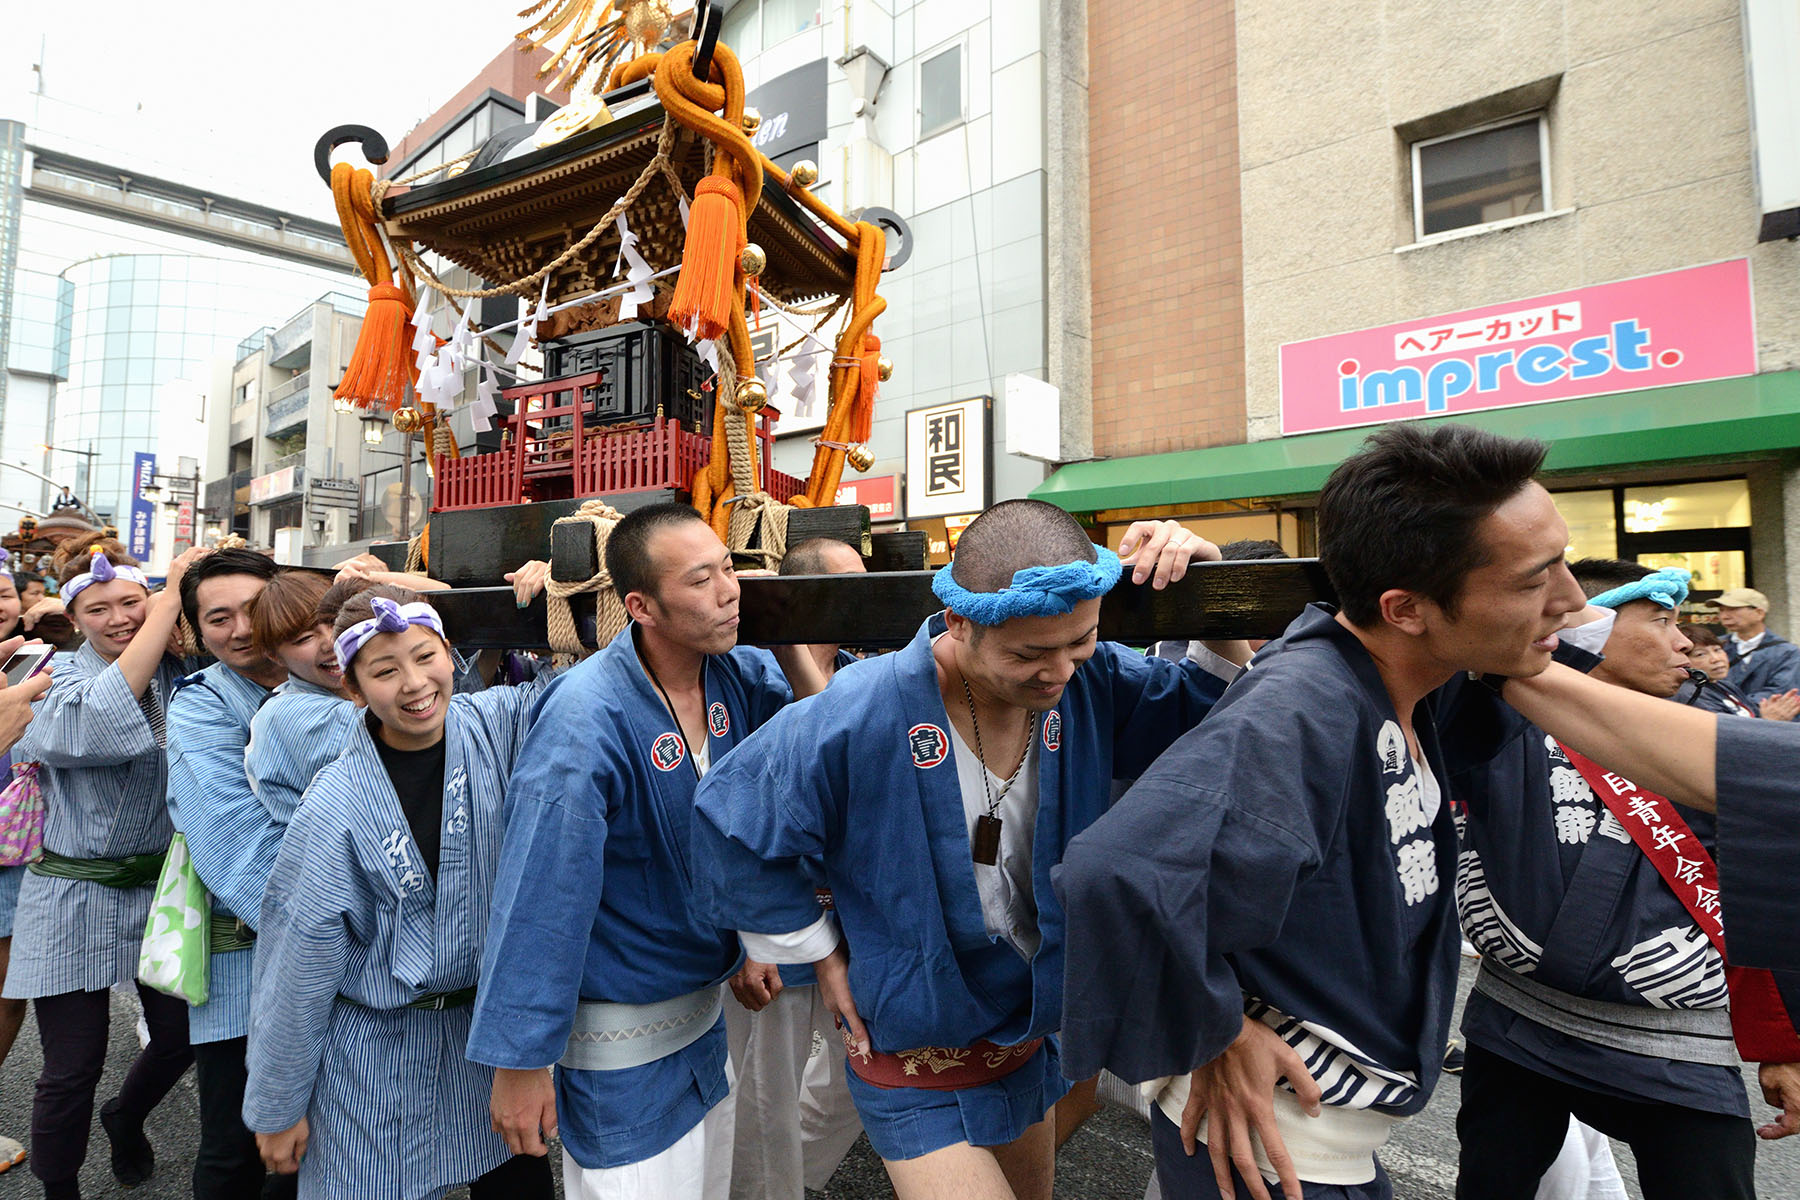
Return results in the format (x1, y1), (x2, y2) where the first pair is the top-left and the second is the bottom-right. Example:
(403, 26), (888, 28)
(1278, 259), (1757, 436)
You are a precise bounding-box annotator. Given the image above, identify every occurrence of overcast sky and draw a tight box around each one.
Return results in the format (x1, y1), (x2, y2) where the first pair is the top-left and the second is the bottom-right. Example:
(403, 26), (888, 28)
(5, 2), (532, 223)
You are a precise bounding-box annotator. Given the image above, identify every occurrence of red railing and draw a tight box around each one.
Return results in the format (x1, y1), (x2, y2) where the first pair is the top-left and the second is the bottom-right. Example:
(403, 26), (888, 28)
(432, 378), (804, 512)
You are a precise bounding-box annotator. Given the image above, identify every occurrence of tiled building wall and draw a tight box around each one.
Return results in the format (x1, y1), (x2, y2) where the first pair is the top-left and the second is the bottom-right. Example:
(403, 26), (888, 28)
(1086, 0), (1245, 457)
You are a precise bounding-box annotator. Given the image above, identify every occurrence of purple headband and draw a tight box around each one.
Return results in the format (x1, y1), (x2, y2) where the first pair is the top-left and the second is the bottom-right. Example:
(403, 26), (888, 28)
(334, 596), (447, 672)
(62, 548), (151, 601)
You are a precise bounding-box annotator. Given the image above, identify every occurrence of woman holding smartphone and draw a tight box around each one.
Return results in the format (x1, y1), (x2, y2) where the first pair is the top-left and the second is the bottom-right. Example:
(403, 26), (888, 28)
(3, 533), (209, 1199)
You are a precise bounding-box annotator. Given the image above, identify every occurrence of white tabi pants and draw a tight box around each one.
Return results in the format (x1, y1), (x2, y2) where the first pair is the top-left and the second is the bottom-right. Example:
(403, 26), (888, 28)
(724, 982), (864, 1198)
(562, 1059), (737, 1200)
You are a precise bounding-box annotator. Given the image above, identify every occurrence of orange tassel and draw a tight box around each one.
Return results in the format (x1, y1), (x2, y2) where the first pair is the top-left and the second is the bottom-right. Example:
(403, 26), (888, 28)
(334, 282), (414, 411)
(668, 175), (744, 341)
(851, 334), (880, 443)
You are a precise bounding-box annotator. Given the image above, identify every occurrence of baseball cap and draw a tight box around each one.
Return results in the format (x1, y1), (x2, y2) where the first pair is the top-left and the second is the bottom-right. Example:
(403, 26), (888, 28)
(1715, 587), (1769, 610)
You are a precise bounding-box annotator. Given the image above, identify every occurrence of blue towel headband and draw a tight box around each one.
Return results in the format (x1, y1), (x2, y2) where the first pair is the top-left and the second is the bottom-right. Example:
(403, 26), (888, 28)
(1586, 567), (1690, 612)
(931, 548), (1124, 625)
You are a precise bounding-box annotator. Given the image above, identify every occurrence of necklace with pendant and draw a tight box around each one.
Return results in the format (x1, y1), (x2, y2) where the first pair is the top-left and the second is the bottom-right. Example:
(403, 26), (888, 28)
(961, 678), (1036, 866)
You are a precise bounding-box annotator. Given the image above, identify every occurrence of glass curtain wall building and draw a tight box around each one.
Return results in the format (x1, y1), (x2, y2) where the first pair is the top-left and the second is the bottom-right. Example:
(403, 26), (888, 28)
(51, 253), (335, 522)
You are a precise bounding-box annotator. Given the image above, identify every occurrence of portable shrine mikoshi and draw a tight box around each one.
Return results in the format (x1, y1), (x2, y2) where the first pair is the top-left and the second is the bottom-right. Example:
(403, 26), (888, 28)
(314, 0), (913, 612)
(310, 0), (1331, 652)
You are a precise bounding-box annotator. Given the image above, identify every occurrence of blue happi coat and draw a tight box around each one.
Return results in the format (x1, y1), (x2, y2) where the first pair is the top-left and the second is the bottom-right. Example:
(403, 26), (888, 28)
(4, 644), (181, 999)
(1056, 606), (1462, 1117)
(1713, 719), (1800, 993)
(1725, 632), (1800, 702)
(773, 646), (859, 992)
(1450, 709), (1754, 1117)
(467, 626), (792, 1170)
(243, 680), (548, 1200)
(167, 661), (279, 1042)
(246, 678), (357, 824)
(690, 613), (1226, 1056)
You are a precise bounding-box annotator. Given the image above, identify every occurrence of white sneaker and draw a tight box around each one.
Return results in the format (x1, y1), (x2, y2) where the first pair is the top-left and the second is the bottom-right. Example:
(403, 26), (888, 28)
(0, 1133), (26, 1173)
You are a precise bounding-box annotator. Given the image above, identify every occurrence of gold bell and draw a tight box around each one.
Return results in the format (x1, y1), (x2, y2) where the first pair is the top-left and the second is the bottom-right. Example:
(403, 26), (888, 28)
(739, 243), (767, 276)
(845, 443), (875, 472)
(877, 356), (894, 383)
(735, 378), (769, 414)
(741, 107), (762, 134)
(789, 159), (819, 188)
(391, 406), (424, 433)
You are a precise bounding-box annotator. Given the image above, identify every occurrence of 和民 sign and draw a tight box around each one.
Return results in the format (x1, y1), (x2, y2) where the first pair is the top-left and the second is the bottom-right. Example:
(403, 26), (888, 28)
(906, 397), (989, 520)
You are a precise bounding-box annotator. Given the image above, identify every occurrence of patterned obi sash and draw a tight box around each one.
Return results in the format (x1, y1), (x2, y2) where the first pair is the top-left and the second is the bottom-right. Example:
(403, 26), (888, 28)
(846, 1034), (1044, 1091)
(30, 847), (165, 889)
(560, 985), (723, 1072)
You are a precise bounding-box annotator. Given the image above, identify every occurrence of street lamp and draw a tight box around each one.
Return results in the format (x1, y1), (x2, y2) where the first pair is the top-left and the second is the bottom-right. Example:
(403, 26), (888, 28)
(332, 395), (357, 416)
(362, 414), (387, 445)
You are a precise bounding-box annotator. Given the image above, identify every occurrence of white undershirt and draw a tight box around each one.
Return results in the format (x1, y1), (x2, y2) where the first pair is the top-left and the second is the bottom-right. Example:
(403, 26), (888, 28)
(738, 700), (1046, 967)
(947, 720), (1042, 960)
(1732, 630), (1765, 655)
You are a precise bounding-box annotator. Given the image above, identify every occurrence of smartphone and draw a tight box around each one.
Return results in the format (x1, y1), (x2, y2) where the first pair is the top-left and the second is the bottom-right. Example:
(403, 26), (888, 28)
(1, 645), (54, 687)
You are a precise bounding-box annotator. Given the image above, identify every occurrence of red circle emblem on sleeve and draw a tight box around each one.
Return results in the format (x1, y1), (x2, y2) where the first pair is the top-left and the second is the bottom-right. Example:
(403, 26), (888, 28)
(907, 723), (949, 768)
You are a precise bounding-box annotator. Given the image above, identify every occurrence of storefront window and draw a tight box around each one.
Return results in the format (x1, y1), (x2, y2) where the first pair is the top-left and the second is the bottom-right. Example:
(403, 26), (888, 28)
(1552, 478), (1750, 599)
(1621, 479), (1750, 531)
(1553, 488), (1616, 560)
(1639, 550), (1745, 595)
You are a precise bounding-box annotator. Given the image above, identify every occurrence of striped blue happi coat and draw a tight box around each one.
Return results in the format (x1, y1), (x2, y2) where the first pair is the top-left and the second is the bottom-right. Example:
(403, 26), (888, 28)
(244, 680), (548, 1200)
(246, 678), (357, 825)
(4, 644), (182, 999)
(167, 661), (278, 1042)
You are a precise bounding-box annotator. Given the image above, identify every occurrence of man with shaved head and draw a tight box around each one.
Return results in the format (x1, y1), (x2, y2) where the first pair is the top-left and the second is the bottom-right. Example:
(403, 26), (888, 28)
(691, 500), (1229, 1199)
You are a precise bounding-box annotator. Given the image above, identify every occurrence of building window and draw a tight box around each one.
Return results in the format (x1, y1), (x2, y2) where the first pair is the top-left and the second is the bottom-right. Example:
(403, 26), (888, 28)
(1411, 114), (1548, 240)
(720, 0), (820, 59)
(919, 43), (964, 139)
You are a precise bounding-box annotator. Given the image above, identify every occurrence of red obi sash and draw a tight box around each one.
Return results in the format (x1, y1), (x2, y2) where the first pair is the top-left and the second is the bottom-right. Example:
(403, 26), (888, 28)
(843, 1030), (1045, 1091)
(1559, 742), (1800, 1062)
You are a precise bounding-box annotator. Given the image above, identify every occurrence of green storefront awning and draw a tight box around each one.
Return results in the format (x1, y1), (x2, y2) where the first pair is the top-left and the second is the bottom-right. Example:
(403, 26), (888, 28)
(1032, 371), (1800, 513)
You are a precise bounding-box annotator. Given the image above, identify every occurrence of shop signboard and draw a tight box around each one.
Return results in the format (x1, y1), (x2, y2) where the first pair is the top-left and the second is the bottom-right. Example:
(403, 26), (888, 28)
(174, 500), (195, 551)
(129, 453), (156, 560)
(1278, 259), (1757, 436)
(744, 59), (828, 167)
(250, 466), (299, 505)
(834, 473), (898, 520)
(905, 397), (990, 520)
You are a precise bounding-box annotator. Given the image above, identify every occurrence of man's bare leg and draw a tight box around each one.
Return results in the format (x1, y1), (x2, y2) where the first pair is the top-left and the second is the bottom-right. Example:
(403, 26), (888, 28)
(883, 1119), (1055, 1200)
(1053, 1077), (1101, 1148)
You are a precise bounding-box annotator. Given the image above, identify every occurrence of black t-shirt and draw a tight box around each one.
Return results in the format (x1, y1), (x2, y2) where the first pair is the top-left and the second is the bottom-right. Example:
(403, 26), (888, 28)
(370, 715), (446, 879)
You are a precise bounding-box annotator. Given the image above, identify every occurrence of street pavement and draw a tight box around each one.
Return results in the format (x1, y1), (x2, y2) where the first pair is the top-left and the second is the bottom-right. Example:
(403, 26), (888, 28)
(2, 959), (1794, 1197)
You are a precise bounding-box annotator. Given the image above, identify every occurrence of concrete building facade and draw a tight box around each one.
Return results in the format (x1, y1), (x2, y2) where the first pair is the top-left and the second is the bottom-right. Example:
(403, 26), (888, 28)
(722, 0), (1055, 559)
(210, 291), (430, 561)
(1036, 0), (1800, 621)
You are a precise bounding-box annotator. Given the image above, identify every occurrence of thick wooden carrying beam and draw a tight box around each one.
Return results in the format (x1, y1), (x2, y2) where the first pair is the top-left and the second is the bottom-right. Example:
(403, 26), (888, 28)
(431, 559), (1334, 650)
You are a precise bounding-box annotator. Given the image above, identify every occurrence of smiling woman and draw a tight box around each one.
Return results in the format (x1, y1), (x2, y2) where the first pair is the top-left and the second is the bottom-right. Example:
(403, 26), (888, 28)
(4, 531), (206, 1194)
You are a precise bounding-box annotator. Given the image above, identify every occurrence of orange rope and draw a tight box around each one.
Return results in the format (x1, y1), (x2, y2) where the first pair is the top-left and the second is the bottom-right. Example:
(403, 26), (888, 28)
(803, 221), (886, 507)
(329, 164), (419, 411)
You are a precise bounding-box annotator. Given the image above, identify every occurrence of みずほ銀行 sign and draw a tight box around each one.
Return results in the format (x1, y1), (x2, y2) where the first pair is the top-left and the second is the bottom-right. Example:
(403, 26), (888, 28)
(1277, 260), (1757, 436)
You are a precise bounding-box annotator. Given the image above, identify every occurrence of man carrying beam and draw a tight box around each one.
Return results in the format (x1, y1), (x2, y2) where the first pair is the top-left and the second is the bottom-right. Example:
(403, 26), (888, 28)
(689, 499), (1228, 1199)
(1055, 424), (1591, 1200)
(467, 503), (811, 1198)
